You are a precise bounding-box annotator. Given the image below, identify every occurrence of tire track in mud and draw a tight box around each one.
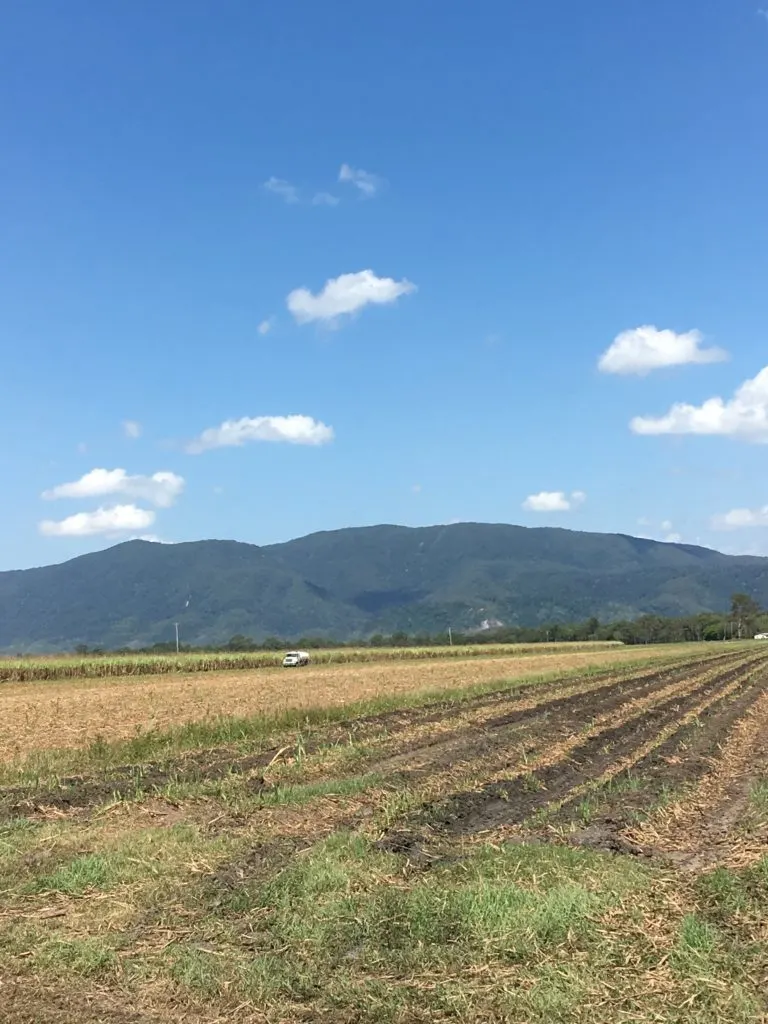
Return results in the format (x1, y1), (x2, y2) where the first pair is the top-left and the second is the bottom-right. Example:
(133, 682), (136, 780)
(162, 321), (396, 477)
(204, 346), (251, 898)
(349, 653), (748, 782)
(549, 665), (768, 835)
(417, 654), (765, 837)
(627, 686), (768, 871)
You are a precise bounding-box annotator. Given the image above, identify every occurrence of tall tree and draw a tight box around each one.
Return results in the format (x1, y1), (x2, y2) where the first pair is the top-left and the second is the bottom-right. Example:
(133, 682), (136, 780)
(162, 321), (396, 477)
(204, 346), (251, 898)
(730, 593), (762, 639)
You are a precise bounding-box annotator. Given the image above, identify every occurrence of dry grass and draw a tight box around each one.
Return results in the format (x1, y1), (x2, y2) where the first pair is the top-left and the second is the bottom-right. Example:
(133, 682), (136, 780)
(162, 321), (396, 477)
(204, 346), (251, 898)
(630, 689), (768, 870)
(0, 645), (702, 764)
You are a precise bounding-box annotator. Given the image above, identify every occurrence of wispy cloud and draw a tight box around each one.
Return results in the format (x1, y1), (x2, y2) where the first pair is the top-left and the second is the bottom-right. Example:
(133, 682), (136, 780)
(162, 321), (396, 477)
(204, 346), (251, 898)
(712, 506), (768, 530)
(263, 177), (300, 204)
(311, 192), (340, 207)
(287, 269), (415, 326)
(598, 326), (727, 376)
(523, 490), (586, 512)
(40, 504), (155, 537)
(631, 365), (768, 443)
(257, 317), (275, 336)
(338, 163), (384, 198)
(43, 468), (185, 508)
(122, 420), (142, 439)
(187, 415), (334, 453)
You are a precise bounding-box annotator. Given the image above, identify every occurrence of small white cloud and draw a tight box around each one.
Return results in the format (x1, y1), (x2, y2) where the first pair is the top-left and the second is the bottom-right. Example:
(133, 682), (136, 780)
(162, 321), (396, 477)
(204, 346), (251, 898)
(523, 490), (585, 512)
(664, 532), (682, 543)
(712, 506), (768, 530)
(43, 468), (185, 508)
(598, 326), (727, 376)
(287, 269), (415, 326)
(263, 177), (299, 204)
(257, 317), (275, 336)
(187, 414), (334, 453)
(123, 420), (142, 439)
(312, 192), (340, 206)
(338, 163), (384, 197)
(631, 366), (768, 443)
(637, 516), (651, 527)
(661, 519), (673, 532)
(40, 504), (155, 537)
(130, 534), (173, 544)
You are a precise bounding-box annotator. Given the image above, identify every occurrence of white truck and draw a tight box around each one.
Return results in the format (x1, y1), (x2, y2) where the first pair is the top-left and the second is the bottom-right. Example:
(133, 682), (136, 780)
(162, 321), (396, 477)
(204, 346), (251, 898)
(754, 633), (768, 641)
(282, 650), (310, 667)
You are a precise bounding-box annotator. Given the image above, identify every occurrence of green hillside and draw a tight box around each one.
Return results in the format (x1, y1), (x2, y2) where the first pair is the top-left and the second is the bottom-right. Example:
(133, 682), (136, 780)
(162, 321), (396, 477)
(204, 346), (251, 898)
(1, 523), (767, 651)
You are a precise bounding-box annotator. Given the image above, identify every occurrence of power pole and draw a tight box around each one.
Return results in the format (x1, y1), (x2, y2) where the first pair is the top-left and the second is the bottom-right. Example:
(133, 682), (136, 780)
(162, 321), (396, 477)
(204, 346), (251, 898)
(174, 622), (180, 654)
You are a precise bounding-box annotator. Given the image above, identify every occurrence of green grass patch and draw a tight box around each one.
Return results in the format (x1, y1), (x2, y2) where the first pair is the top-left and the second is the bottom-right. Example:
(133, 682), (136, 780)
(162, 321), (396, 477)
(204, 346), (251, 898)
(24, 823), (226, 898)
(749, 779), (768, 815)
(161, 771), (384, 811)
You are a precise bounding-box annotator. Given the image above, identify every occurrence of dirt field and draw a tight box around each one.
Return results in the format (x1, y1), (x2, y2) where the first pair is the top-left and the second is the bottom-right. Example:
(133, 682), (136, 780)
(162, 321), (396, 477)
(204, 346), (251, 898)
(1, 644), (767, 1023)
(0, 643), (696, 763)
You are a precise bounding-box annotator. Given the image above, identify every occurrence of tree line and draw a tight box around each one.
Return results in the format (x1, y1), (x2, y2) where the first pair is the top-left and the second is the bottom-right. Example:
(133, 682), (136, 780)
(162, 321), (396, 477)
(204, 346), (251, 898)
(73, 593), (768, 655)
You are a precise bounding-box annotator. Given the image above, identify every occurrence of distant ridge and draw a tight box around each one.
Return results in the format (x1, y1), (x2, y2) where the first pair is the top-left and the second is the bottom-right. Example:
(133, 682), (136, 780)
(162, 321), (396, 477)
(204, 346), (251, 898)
(1, 523), (767, 651)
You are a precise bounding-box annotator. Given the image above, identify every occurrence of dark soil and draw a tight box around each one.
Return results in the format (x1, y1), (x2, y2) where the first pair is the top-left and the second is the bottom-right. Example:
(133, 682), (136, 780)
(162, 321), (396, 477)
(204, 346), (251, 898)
(422, 655), (762, 836)
(553, 667), (768, 832)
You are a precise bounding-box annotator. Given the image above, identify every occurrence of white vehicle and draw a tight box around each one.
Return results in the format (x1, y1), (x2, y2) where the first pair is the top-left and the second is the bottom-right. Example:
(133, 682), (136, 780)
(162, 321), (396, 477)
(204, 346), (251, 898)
(754, 633), (768, 641)
(282, 650), (310, 667)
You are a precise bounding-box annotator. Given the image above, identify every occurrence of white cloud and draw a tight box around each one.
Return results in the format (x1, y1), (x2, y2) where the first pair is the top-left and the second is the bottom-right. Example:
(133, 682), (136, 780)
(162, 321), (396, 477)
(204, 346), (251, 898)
(187, 415), (334, 453)
(712, 506), (768, 530)
(598, 326), (727, 376)
(263, 177), (299, 204)
(664, 532), (682, 543)
(257, 317), (274, 336)
(661, 519), (673, 532)
(312, 192), (340, 206)
(123, 420), (142, 439)
(287, 269), (415, 326)
(40, 505), (155, 537)
(338, 163), (383, 197)
(523, 490), (586, 512)
(631, 366), (768, 443)
(43, 468), (185, 508)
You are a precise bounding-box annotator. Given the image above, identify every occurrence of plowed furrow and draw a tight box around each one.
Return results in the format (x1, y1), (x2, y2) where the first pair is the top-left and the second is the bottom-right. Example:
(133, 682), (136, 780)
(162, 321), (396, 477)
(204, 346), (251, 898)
(362, 652), (753, 781)
(426, 656), (761, 836)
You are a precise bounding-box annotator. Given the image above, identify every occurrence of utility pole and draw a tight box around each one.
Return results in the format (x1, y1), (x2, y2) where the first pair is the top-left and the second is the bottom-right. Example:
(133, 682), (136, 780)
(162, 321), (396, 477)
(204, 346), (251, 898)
(174, 622), (180, 654)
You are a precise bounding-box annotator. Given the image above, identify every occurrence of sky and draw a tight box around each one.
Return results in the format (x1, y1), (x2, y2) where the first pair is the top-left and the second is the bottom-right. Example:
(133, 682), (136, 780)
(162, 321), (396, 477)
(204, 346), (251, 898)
(2, 0), (768, 570)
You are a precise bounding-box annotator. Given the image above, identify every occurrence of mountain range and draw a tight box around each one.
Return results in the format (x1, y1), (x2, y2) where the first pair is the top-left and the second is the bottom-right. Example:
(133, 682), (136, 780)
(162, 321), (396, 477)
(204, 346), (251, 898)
(2, 523), (767, 651)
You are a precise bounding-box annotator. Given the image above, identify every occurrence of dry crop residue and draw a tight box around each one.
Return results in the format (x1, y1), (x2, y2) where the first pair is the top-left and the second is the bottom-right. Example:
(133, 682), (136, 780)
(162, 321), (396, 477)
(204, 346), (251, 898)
(0, 646), (687, 763)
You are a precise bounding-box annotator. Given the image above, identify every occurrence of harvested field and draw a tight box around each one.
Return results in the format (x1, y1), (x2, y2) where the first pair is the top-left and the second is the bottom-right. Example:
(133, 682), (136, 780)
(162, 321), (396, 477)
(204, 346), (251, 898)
(0, 641), (623, 683)
(1, 643), (767, 1023)
(0, 643), (696, 763)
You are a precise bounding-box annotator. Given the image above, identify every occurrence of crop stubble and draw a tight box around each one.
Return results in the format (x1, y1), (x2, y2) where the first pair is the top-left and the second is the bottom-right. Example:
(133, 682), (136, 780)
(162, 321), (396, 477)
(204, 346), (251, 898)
(0, 645), (694, 763)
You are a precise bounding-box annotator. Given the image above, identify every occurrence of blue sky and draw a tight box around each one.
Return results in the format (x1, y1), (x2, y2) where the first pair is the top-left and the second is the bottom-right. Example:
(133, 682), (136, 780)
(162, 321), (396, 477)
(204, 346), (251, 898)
(2, 0), (768, 570)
